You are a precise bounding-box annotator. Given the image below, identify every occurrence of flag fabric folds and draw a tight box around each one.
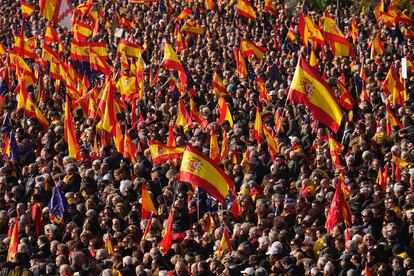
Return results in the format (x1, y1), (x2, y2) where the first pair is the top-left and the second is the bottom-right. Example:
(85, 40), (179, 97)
(217, 97), (233, 127)
(148, 140), (184, 165)
(21, 2), (35, 18)
(3, 131), (20, 160)
(215, 227), (232, 256)
(237, 0), (256, 20)
(288, 58), (343, 133)
(298, 12), (325, 48)
(337, 75), (354, 111)
(240, 38), (266, 59)
(64, 96), (80, 160)
(6, 215), (18, 262)
(323, 11), (354, 56)
(234, 47), (247, 78)
(325, 181), (352, 233)
(47, 185), (69, 224)
(209, 129), (220, 164)
(327, 132), (344, 169)
(160, 209), (174, 255)
(178, 144), (235, 202)
(141, 182), (157, 219)
(369, 35), (384, 59)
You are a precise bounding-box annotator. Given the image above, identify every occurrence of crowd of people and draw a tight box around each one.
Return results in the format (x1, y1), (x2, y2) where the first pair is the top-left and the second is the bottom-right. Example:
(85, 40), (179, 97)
(0, 0), (413, 275)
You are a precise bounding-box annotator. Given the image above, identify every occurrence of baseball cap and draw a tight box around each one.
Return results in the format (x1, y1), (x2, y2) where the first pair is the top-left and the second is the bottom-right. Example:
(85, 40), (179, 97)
(240, 267), (255, 275)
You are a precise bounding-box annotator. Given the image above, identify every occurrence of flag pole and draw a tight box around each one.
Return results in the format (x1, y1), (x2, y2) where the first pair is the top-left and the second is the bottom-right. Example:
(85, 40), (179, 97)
(197, 187), (200, 221)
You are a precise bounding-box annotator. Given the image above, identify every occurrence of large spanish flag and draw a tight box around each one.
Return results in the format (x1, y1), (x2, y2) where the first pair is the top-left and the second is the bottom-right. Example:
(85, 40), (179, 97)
(178, 144), (235, 202)
(288, 58), (343, 133)
(323, 11), (354, 57)
(237, 0), (256, 20)
(148, 140), (184, 165)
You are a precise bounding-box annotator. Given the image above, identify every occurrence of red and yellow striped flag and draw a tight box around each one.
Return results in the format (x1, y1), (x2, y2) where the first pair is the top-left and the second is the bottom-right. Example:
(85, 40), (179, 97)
(254, 107), (263, 144)
(217, 97), (233, 127)
(369, 35), (384, 59)
(160, 209), (173, 255)
(263, 125), (279, 159)
(21, 2), (35, 18)
(148, 140), (184, 165)
(212, 72), (229, 97)
(240, 38), (266, 59)
(288, 58), (343, 133)
(209, 129), (220, 164)
(323, 11), (354, 56)
(327, 132), (344, 169)
(175, 99), (192, 133)
(6, 215), (18, 261)
(141, 182), (157, 219)
(237, 0), (256, 20)
(299, 12), (325, 48)
(234, 47), (247, 78)
(64, 96), (80, 159)
(382, 65), (404, 106)
(178, 144), (235, 202)
(215, 227), (232, 256)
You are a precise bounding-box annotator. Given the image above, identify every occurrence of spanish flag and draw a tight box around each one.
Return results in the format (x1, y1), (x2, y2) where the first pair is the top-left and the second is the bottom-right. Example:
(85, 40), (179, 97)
(21, 2), (35, 19)
(104, 234), (114, 255)
(237, 0), (256, 20)
(148, 140), (184, 165)
(234, 47), (247, 78)
(349, 17), (358, 43)
(220, 130), (229, 162)
(3, 132), (20, 160)
(181, 20), (205, 35)
(25, 94), (49, 131)
(123, 128), (137, 164)
(117, 39), (144, 59)
(385, 102), (403, 135)
(176, 99), (192, 133)
(175, 8), (192, 22)
(0, 42), (6, 55)
(178, 144), (235, 203)
(6, 215), (18, 262)
(254, 107), (263, 144)
(141, 182), (157, 219)
(73, 21), (94, 41)
(64, 96), (80, 160)
(369, 35), (384, 59)
(264, 0), (276, 16)
(175, 31), (187, 52)
(257, 77), (269, 102)
(209, 129), (220, 164)
(373, 0), (385, 20)
(327, 132), (344, 169)
(190, 98), (206, 128)
(337, 74), (354, 111)
(206, 0), (215, 10)
(263, 125), (279, 159)
(325, 180), (352, 234)
(97, 80), (117, 135)
(160, 209), (173, 255)
(89, 48), (112, 75)
(274, 108), (283, 133)
(382, 65), (404, 104)
(323, 11), (354, 57)
(10, 53), (36, 87)
(217, 97), (233, 127)
(212, 72), (229, 97)
(288, 58), (343, 133)
(299, 12), (325, 48)
(240, 38), (266, 59)
(40, 0), (73, 29)
(215, 227), (232, 256)
(161, 40), (185, 74)
(377, 165), (388, 191)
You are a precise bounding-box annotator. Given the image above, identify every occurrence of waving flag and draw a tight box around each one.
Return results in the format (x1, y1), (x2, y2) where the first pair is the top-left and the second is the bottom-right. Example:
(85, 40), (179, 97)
(64, 96), (80, 159)
(21, 2), (35, 18)
(175, 99), (192, 133)
(263, 125), (279, 159)
(241, 38), (266, 59)
(181, 20), (205, 35)
(337, 75), (354, 111)
(254, 107), (264, 144)
(349, 17), (358, 43)
(117, 39), (144, 58)
(206, 0), (215, 10)
(264, 0), (276, 16)
(97, 80), (117, 135)
(299, 12), (325, 48)
(175, 8), (192, 22)
(377, 165), (388, 191)
(148, 140), (184, 165)
(178, 144), (235, 202)
(123, 129), (137, 164)
(327, 132), (344, 169)
(237, 0), (256, 20)
(369, 35), (384, 59)
(288, 58), (343, 132)
(382, 65), (404, 105)
(141, 182), (157, 219)
(257, 77), (269, 102)
(24, 94), (49, 130)
(40, 0), (74, 29)
(217, 97), (233, 127)
(212, 72), (229, 97)
(89, 49), (112, 75)
(323, 11), (354, 56)
(48, 185), (69, 224)
(234, 47), (247, 78)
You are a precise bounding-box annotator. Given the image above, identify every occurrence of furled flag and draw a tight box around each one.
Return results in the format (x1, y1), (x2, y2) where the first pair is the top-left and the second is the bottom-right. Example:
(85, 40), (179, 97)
(220, 130), (230, 162)
(64, 96), (80, 160)
(175, 99), (192, 133)
(254, 107), (264, 144)
(141, 182), (157, 219)
(209, 129), (220, 164)
(327, 132), (344, 169)
(263, 125), (279, 160)
(178, 144), (235, 202)
(175, 8), (192, 22)
(123, 129), (137, 164)
(385, 102), (403, 135)
(234, 47), (247, 78)
(3, 131), (20, 160)
(369, 34), (384, 59)
(237, 0), (256, 20)
(323, 11), (354, 56)
(288, 58), (343, 133)
(217, 97), (233, 127)
(48, 185), (69, 224)
(141, 215), (153, 241)
(160, 209), (174, 255)
(148, 140), (184, 165)
(215, 227), (232, 256)
(325, 180), (352, 233)
(377, 165), (389, 191)
(6, 215), (18, 261)
(257, 77), (269, 102)
(40, 0), (74, 29)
